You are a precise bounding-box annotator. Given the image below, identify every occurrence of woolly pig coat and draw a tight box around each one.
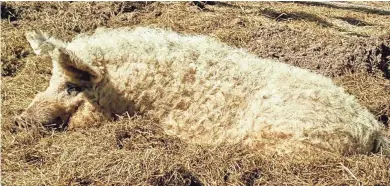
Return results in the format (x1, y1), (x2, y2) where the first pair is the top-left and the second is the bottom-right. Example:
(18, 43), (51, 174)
(29, 27), (389, 154)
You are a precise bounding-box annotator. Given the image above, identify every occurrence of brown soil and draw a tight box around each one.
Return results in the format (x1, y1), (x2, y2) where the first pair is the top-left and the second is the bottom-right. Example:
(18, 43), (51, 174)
(1, 2), (390, 185)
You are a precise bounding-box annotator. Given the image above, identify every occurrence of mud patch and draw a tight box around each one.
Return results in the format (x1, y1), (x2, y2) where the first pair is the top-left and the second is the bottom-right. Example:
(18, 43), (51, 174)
(260, 8), (332, 27)
(248, 25), (390, 80)
(377, 42), (390, 78)
(69, 177), (94, 186)
(240, 168), (262, 186)
(191, 1), (216, 10)
(334, 16), (373, 26)
(116, 2), (150, 13)
(294, 2), (390, 16)
(1, 2), (19, 22)
(1, 46), (30, 77)
(379, 115), (389, 128)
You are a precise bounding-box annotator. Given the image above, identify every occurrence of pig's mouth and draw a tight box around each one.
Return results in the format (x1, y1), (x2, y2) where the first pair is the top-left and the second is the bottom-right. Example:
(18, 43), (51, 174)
(14, 115), (70, 131)
(43, 116), (70, 130)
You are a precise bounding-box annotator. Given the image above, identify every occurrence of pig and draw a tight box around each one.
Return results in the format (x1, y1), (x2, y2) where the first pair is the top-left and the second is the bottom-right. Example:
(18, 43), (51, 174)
(15, 27), (389, 155)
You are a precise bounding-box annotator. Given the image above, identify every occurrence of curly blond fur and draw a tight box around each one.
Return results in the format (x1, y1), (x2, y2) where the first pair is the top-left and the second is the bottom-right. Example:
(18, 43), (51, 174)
(19, 27), (389, 155)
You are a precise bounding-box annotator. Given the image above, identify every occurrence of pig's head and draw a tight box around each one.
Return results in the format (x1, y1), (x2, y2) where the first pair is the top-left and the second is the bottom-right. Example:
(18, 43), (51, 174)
(14, 31), (106, 129)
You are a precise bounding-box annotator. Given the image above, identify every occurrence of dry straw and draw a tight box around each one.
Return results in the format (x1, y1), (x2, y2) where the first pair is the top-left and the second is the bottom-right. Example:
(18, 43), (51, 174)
(2, 2), (389, 185)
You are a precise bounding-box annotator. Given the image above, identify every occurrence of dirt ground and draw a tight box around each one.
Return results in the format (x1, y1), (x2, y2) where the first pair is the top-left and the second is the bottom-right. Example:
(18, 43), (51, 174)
(1, 2), (390, 185)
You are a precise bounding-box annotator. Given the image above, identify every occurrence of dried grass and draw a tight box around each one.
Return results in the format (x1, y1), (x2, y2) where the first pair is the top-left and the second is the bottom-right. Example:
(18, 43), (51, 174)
(1, 2), (390, 185)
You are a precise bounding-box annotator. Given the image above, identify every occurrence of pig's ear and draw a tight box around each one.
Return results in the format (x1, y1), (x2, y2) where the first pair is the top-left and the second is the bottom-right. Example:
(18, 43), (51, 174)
(25, 30), (65, 55)
(54, 48), (104, 84)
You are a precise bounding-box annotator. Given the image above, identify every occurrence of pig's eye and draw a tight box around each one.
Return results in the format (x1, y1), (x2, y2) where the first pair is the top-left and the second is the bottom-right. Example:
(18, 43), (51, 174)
(66, 83), (82, 96)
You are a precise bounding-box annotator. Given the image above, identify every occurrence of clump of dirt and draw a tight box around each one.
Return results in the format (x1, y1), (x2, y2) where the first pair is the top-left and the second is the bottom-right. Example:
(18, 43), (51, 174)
(240, 168), (262, 186)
